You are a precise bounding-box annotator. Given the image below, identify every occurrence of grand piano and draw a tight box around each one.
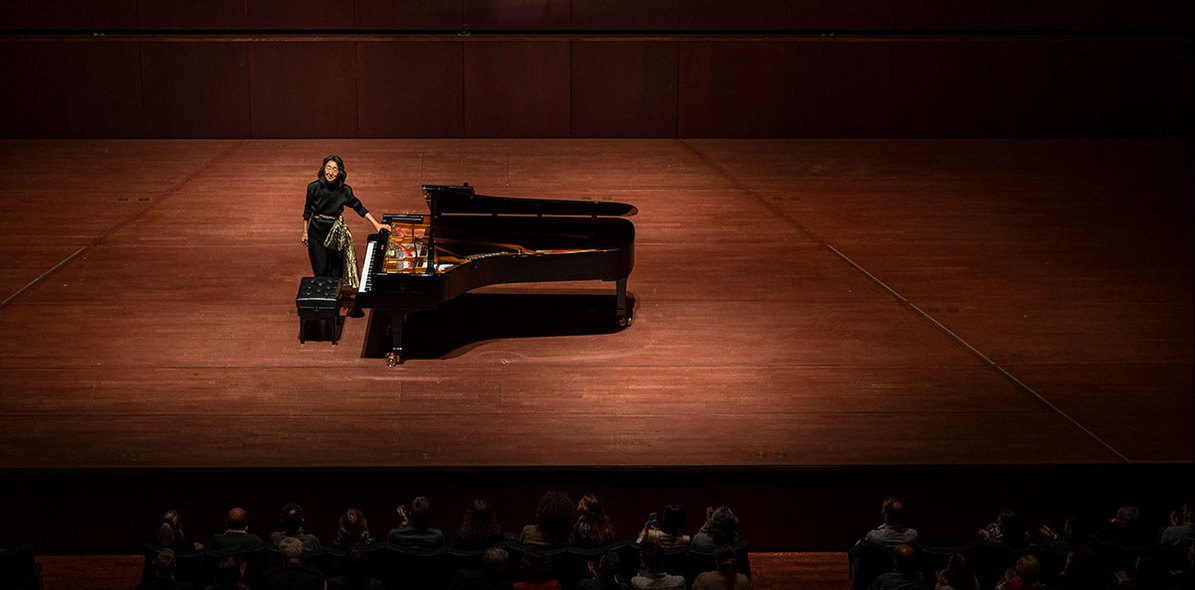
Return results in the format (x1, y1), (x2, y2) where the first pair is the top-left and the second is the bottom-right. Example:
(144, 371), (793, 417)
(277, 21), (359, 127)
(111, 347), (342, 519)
(356, 183), (636, 365)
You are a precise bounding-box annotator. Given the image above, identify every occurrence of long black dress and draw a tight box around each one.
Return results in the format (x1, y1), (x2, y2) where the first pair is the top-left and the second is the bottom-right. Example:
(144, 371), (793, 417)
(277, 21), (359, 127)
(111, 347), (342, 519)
(304, 177), (369, 279)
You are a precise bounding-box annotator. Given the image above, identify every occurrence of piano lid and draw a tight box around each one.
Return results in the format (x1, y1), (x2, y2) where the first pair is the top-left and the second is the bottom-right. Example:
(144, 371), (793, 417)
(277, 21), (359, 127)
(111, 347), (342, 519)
(422, 184), (637, 217)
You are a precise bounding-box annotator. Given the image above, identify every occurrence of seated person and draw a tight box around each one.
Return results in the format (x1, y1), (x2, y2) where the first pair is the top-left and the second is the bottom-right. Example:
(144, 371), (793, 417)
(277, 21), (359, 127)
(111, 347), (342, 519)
(260, 536), (325, 590)
(577, 551), (629, 590)
(270, 502), (322, 553)
(864, 498), (919, 548)
(692, 546), (752, 590)
(870, 544), (925, 590)
(691, 506), (740, 549)
(448, 546), (514, 590)
(513, 547), (561, 590)
(136, 548), (190, 590)
(574, 494), (617, 548)
(630, 539), (685, 590)
(388, 496), (445, 550)
(637, 504), (690, 549)
(328, 543), (384, 590)
(208, 507), (264, 554)
(520, 491), (575, 548)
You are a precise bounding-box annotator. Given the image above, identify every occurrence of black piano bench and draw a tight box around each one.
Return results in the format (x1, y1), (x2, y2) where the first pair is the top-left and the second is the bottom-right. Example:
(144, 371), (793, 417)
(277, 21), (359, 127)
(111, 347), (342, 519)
(296, 276), (343, 345)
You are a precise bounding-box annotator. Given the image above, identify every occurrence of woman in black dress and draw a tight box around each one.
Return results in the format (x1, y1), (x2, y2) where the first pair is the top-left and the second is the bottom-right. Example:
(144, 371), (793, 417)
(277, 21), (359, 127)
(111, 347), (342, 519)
(301, 155), (386, 287)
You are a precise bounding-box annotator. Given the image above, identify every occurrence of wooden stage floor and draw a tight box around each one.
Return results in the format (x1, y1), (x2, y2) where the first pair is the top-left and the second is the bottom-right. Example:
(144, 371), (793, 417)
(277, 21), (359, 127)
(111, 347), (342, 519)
(0, 138), (1191, 470)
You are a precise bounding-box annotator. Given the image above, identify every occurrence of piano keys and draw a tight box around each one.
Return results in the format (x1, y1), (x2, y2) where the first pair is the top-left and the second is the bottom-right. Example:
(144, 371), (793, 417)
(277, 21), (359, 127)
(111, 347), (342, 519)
(355, 184), (636, 365)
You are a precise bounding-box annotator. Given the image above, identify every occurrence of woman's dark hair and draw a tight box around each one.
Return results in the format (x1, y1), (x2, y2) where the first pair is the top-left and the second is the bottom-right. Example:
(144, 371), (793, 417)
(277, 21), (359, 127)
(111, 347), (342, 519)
(212, 555), (244, 589)
(519, 546), (553, 583)
(319, 155), (347, 183)
(997, 509), (1026, 548)
(335, 507), (373, 547)
(595, 551), (621, 588)
(707, 506), (740, 546)
(574, 493), (616, 547)
(660, 504), (687, 536)
(714, 546), (738, 588)
(158, 509), (182, 548)
(534, 490), (575, 546)
(458, 499), (501, 547)
(943, 552), (977, 590)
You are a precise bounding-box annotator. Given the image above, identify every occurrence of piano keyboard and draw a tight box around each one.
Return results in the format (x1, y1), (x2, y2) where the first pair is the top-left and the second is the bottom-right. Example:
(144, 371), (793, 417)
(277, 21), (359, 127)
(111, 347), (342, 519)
(358, 238), (377, 294)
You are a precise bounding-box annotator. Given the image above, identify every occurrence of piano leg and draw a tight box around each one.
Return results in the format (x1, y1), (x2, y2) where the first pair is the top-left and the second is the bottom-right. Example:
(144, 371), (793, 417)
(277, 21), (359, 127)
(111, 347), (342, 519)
(615, 278), (632, 327)
(386, 311), (408, 366)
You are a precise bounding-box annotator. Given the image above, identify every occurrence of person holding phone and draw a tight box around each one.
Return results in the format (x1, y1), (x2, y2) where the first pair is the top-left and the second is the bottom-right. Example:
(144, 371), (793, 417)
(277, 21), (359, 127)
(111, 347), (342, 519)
(636, 504), (690, 549)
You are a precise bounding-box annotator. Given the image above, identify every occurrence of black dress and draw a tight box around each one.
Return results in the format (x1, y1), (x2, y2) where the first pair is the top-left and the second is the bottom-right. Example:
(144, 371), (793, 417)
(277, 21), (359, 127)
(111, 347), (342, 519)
(304, 177), (369, 278)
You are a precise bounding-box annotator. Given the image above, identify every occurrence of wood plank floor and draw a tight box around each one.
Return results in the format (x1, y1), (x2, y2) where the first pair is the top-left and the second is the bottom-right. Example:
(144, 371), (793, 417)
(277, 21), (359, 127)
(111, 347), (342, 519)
(0, 138), (1190, 470)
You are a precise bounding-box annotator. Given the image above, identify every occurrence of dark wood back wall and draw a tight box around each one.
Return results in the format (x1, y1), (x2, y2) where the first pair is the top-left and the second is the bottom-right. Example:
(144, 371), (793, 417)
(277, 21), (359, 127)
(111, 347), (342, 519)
(2, 0), (1191, 139)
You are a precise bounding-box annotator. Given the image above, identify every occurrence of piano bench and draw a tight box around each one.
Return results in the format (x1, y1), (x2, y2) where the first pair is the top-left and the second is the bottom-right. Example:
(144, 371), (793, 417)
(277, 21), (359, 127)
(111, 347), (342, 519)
(296, 276), (343, 345)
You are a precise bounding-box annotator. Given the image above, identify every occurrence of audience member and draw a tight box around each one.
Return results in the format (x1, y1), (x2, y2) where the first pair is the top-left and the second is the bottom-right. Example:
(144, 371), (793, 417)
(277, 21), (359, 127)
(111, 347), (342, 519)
(630, 539), (685, 590)
(574, 494), (617, 548)
(864, 498), (919, 548)
(578, 550), (629, 590)
(270, 502), (322, 553)
(448, 546), (514, 590)
(328, 543), (384, 590)
(209, 507), (265, 554)
(261, 536), (325, 590)
(1098, 505), (1152, 548)
(136, 548), (190, 590)
(995, 555), (1045, 590)
(637, 504), (690, 549)
(513, 546), (562, 590)
(870, 544), (925, 590)
(1159, 497), (1193, 548)
(1038, 515), (1093, 549)
(153, 509), (201, 553)
(1054, 546), (1103, 590)
(456, 499), (505, 550)
(979, 509), (1028, 548)
(332, 507), (376, 548)
(692, 546), (752, 590)
(691, 506), (740, 549)
(206, 555), (250, 590)
(388, 496), (446, 549)
(933, 552), (978, 590)
(520, 491), (575, 548)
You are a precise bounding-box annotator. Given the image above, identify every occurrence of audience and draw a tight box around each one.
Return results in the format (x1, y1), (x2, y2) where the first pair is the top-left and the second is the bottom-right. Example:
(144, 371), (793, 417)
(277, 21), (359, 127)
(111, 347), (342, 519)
(260, 536), (325, 590)
(153, 509), (201, 553)
(1054, 545), (1103, 590)
(521, 491), (575, 548)
(456, 499), (506, 550)
(574, 494), (617, 549)
(1159, 497), (1193, 548)
(577, 550), (628, 590)
(448, 546), (514, 590)
(995, 554), (1045, 590)
(270, 502), (322, 553)
(933, 552), (978, 590)
(979, 509), (1029, 548)
(136, 548), (190, 590)
(332, 507), (376, 548)
(328, 543), (384, 590)
(691, 506), (740, 549)
(513, 546), (562, 590)
(630, 539), (685, 590)
(208, 507), (264, 554)
(206, 555), (250, 590)
(692, 546), (753, 590)
(865, 498), (919, 548)
(1099, 505), (1153, 548)
(637, 504), (690, 549)
(388, 496), (446, 550)
(869, 544), (925, 590)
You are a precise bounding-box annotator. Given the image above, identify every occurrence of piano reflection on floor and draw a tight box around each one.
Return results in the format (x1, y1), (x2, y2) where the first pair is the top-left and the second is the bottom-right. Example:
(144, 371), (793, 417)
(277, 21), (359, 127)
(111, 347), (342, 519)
(356, 184), (636, 365)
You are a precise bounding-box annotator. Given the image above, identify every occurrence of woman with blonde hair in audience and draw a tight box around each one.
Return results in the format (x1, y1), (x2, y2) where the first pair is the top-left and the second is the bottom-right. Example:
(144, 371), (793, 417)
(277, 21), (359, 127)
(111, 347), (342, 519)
(153, 509), (200, 553)
(574, 493), (617, 548)
(333, 507), (375, 548)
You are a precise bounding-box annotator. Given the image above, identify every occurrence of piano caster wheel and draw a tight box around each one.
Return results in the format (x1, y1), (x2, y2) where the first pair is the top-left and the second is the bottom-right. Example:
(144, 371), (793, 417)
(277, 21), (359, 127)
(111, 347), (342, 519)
(386, 352), (401, 367)
(617, 316), (633, 328)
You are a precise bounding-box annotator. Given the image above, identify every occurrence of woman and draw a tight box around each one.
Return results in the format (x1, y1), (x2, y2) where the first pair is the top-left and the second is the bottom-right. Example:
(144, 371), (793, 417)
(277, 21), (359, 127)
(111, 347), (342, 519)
(520, 490), (574, 548)
(333, 507), (376, 548)
(456, 499), (504, 550)
(574, 493), (616, 548)
(637, 504), (690, 549)
(692, 547), (752, 590)
(935, 553), (979, 590)
(302, 155), (387, 288)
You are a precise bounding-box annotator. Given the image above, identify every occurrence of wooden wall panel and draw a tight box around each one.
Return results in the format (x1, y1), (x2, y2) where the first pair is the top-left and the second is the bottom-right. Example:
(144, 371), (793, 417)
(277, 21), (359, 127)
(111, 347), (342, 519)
(998, 40), (1129, 137)
(890, 41), (1001, 137)
(784, 41), (892, 137)
(248, 43), (357, 138)
(892, 0), (1003, 30)
(464, 42), (571, 137)
(463, 0), (571, 30)
(33, 42), (143, 138)
(785, 0), (894, 30)
(354, 0), (462, 30)
(1000, 0), (1195, 33)
(138, 0), (247, 29)
(141, 43), (251, 138)
(678, 42), (786, 138)
(246, 0), (355, 30)
(570, 0), (680, 30)
(0, 0), (29, 29)
(676, 0), (788, 30)
(25, 0), (139, 30)
(571, 42), (678, 137)
(0, 43), (35, 138)
(357, 42), (464, 137)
